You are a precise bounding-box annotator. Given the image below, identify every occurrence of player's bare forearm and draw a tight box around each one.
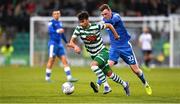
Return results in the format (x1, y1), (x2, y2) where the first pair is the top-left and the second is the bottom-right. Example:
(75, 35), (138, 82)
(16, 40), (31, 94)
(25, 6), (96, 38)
(138, 42), (142, 47)
(105, 23), (120, 40)
(68, 38), (81, 54)
(68, 38), (76, 48)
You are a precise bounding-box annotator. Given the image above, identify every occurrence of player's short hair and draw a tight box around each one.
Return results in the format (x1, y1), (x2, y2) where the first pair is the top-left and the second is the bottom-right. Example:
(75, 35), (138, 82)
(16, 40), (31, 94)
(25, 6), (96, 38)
(99, 4), (111, 11)
(51, 9), (60, 15)
(77, 11), (89, 20)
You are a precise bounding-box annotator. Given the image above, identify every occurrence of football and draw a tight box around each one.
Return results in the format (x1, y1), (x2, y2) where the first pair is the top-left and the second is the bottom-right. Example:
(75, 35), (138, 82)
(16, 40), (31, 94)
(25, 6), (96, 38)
(62, 82), (74, 95)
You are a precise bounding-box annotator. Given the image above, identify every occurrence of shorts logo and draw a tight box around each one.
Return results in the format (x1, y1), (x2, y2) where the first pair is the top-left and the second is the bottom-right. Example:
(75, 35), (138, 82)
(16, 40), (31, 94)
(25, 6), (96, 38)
(128, 55), (135, 63)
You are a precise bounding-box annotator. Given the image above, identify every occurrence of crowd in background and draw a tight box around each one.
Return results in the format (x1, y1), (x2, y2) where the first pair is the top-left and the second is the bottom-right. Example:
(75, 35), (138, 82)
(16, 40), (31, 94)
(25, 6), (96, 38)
(0, 0), (180, 43)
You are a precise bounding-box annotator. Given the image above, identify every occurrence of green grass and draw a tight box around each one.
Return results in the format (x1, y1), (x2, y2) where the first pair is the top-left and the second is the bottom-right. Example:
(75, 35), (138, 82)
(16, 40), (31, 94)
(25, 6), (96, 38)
(0, 66), (180, 103)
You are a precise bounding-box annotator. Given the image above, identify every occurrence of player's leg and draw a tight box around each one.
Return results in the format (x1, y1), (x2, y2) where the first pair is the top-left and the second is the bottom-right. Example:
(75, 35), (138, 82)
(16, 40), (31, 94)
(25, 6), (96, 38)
(121, 43), (152, 95)
(143, 51), (150, 67)
(58, 55), (78, 82)
(107, 48), (129, 89)
(147, 50), (153, 67)
(130, 64), (152, 95)
(45, 44), (56, 82)
(95, 49), (129, 95)
(58, 45), (78, 82)
(108, 47), (119, 67)
(142, 50), (153, 71)
(90, 60), (111, 94)
(101, 63), (130, 96)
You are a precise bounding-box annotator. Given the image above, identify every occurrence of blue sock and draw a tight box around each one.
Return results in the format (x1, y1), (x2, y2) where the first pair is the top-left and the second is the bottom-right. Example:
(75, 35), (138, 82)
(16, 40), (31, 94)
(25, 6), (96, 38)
(65, 70), (71, 76)
(46, 73), (51, 77)
(45, 68), (52, 80)
(64, 67), (72, 80)
(97, 78), (102, 85)
(138, 72), (146, 84)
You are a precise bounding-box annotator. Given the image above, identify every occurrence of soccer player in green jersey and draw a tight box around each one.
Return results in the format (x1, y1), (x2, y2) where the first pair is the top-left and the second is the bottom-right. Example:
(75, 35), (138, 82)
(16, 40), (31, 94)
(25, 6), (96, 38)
(68, 11), (130, 95)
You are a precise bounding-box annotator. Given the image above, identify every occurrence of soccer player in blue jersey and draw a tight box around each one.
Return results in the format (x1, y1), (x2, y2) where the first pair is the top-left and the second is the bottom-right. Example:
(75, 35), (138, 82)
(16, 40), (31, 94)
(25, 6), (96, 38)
(99, 4), (152, 95)
(45, 10), (78, 82)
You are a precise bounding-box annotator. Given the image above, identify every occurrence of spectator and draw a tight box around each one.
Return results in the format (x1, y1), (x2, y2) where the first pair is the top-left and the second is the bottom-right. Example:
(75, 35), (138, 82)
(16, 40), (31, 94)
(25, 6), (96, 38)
(139, 26), (153, 68)
(0, 42), (14, 65)
(162, 40), (170, 65)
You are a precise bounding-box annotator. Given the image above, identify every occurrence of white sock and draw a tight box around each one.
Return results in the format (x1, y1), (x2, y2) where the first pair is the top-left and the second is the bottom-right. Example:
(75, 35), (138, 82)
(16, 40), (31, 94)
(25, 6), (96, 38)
(64, 67), (72, 80)
(45, 68), (52, 80)
(122, 81), (127, 88)
(103, 81), (110, 87)
(46, 68), (52, 73)
(144, 81), (149, 86)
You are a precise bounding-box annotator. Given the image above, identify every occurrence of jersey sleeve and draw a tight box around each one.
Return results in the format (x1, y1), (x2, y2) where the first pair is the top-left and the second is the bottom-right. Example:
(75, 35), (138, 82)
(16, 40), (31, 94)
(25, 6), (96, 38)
(58, 22), (67, 43)
(48, 22), (56, 34)
(56, 22), (64, 34)
(72, 27), (80, 38)
(48, 21), (64, 34)
(139, 34), (143, 42)
(112, 13), (121, 25)
(61, 33), (68, 43)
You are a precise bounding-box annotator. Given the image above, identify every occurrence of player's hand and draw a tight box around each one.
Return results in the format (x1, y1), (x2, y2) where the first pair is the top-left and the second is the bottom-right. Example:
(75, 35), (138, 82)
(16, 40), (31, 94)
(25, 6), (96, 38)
(57, 28), (64, 33)
(66, 43), (74, 48)
(74, 46), (81, 54)
(115, 35), (120, 40)
(66, 43), (72, 50)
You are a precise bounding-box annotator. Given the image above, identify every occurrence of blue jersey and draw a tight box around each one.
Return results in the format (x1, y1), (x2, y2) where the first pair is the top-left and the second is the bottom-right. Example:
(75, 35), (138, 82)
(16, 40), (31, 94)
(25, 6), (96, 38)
(103, 12), (131, 47)
(103, 12), (137, 65)
(48, 19), (67, 46)
(47, 19), (67, 57)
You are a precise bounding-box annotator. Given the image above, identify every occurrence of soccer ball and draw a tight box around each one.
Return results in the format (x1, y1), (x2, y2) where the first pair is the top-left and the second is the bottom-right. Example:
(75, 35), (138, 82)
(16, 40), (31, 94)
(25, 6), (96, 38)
(62, 82), (74, 95)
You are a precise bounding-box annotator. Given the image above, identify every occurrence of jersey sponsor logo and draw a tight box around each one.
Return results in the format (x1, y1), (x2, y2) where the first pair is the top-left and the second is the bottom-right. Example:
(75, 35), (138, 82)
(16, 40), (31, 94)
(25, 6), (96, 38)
(85, 35), (97, 42)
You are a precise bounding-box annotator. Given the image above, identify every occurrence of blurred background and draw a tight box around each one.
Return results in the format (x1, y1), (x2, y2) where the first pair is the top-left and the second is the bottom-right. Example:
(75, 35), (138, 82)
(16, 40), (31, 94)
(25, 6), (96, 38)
(0, 0), (180, 67)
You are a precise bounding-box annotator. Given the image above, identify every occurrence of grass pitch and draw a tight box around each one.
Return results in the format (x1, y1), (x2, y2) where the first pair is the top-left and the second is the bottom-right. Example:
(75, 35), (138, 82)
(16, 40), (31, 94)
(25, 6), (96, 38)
(0, 66), (180, 103)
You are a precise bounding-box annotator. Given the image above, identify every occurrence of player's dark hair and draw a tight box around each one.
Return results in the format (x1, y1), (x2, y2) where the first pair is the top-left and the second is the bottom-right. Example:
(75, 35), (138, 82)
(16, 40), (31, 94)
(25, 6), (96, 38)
(99, 4), (111, 11)
(51, 9), (60, 15)
(77, 11), (89, 20)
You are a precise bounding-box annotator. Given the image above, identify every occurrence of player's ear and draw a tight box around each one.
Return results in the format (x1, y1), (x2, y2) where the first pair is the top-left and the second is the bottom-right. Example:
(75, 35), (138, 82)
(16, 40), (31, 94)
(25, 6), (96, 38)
(109, 9), (112, 13)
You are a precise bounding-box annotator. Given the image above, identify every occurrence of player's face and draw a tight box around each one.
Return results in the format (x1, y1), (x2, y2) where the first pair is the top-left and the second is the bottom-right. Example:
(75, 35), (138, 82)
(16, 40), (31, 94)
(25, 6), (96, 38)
(143, 27), (149, 33)
(52, 11), (61, 20)
(79, 19), (89, 28)
(101, 9), (112, 20)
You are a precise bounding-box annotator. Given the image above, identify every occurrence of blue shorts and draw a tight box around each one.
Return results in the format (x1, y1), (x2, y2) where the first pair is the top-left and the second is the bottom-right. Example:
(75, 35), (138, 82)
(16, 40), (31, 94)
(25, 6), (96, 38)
(109, 42), (137, 65)
(48, 43), (65, 58)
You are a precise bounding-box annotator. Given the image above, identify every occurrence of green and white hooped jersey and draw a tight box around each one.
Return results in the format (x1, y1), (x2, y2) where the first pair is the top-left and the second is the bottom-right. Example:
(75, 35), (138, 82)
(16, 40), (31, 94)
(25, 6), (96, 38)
(72, 23), (106, 56)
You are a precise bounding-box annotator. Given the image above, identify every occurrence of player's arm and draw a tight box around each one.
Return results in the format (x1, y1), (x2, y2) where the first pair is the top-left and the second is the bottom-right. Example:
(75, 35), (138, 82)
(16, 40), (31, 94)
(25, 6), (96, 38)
(61, 33), (68, 44)
(56, 27), (68, 43)
(56, 21), (68, 43)
(105, 23), (120, 40)
(67, 27), (81, 54)
(48, 21), (65, 34)
(138, 35), (142, 47)
(68, 37), (81, 54)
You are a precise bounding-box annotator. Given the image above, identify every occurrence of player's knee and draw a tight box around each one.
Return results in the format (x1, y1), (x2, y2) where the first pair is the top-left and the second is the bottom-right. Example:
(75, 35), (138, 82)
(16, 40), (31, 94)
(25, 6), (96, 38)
(90, 61), (98, 67)
(91, 66), (100, 72)
(108, 60), (115, 67)
(106, 70), (113, 77)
